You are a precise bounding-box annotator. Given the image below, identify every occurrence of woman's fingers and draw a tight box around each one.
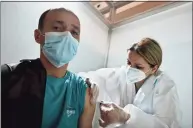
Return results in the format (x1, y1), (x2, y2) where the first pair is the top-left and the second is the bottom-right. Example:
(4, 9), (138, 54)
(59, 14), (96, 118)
(100, 107), (108, 121)
(85, 78), (91, 87)
(98, 118), (108, 128)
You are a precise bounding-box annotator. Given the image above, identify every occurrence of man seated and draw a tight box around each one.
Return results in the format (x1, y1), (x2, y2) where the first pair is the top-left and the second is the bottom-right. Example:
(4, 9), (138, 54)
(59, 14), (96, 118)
(1, 8), (98, 128)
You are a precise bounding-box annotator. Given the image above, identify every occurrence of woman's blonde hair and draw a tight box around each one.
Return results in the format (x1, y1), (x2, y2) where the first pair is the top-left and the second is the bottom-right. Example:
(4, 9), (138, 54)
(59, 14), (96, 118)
(129, 38), (162, 68)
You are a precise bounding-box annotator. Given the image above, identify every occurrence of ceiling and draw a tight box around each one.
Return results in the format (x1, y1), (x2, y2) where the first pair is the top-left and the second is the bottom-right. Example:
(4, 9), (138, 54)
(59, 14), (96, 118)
(83, 1), (186, 28)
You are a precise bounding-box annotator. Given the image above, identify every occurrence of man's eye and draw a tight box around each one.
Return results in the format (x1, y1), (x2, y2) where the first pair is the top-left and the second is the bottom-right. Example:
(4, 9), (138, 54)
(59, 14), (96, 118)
(71, 31), (79, 36)
(53, 26), (61, 31)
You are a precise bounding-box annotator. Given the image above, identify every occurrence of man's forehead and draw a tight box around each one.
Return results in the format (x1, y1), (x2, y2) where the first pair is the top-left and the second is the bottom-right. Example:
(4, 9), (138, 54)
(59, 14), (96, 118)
(45, 10), (80, 27)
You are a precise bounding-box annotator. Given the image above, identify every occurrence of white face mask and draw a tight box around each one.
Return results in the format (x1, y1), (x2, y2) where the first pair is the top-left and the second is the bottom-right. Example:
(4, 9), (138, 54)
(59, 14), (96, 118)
(126, 66), (146, 85)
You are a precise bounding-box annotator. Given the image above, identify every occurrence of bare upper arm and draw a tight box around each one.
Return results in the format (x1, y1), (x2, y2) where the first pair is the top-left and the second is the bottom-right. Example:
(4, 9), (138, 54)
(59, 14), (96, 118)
(78, 87), (96, 128)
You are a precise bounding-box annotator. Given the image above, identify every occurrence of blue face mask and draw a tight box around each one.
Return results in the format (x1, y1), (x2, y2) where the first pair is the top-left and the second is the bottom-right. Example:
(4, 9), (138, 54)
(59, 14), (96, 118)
(42, 31), (79, 68)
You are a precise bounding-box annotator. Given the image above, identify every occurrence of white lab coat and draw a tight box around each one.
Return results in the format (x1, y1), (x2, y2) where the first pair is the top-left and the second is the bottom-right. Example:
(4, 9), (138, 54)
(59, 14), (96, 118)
(77, 66), (182, 128)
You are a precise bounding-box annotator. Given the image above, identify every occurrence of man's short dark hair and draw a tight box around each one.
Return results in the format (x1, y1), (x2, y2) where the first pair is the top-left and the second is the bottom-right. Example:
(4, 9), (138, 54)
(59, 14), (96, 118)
(38, 8), (79, 31)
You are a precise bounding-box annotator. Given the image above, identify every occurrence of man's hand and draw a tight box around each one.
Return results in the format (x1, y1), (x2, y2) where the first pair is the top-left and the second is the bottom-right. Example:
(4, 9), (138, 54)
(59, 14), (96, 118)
(99, 102), (130, 127)
(85, 78), (99, 105)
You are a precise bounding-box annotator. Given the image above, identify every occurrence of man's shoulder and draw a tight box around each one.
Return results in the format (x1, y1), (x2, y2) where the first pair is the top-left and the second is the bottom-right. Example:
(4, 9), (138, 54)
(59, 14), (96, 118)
(2, 58), (41, 69)
(1, 61), (25, 76)
(68, 71), (88, 88)
(1, 58), (44, 81)
(69, 71), (85, 82)
(1, 59), (43, 92)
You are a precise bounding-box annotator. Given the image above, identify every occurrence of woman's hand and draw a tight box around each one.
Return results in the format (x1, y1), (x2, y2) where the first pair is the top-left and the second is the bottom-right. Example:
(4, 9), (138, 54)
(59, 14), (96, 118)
(99, 102), (130, 127)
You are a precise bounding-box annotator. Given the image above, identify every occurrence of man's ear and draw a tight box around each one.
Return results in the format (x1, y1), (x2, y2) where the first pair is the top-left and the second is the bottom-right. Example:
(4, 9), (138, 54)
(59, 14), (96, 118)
(34, 29), (43, 44)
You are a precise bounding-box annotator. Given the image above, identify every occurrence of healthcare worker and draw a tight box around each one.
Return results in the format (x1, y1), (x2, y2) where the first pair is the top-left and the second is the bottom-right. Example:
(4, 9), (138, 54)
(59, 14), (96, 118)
(79, 37), (182, 128)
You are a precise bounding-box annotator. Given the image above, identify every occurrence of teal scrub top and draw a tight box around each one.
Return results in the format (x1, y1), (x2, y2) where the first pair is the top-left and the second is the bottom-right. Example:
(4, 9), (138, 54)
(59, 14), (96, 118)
(41, 71), (87, 128)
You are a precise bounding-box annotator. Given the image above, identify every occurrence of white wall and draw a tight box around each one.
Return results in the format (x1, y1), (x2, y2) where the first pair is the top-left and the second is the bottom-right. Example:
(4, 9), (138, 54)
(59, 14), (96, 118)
(108, 3), (192, 128)
(1, 2), (109, 72)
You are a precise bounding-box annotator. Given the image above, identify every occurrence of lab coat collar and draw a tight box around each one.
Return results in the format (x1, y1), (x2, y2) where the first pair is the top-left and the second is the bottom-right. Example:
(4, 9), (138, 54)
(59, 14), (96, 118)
(133, 74), (156, 105)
